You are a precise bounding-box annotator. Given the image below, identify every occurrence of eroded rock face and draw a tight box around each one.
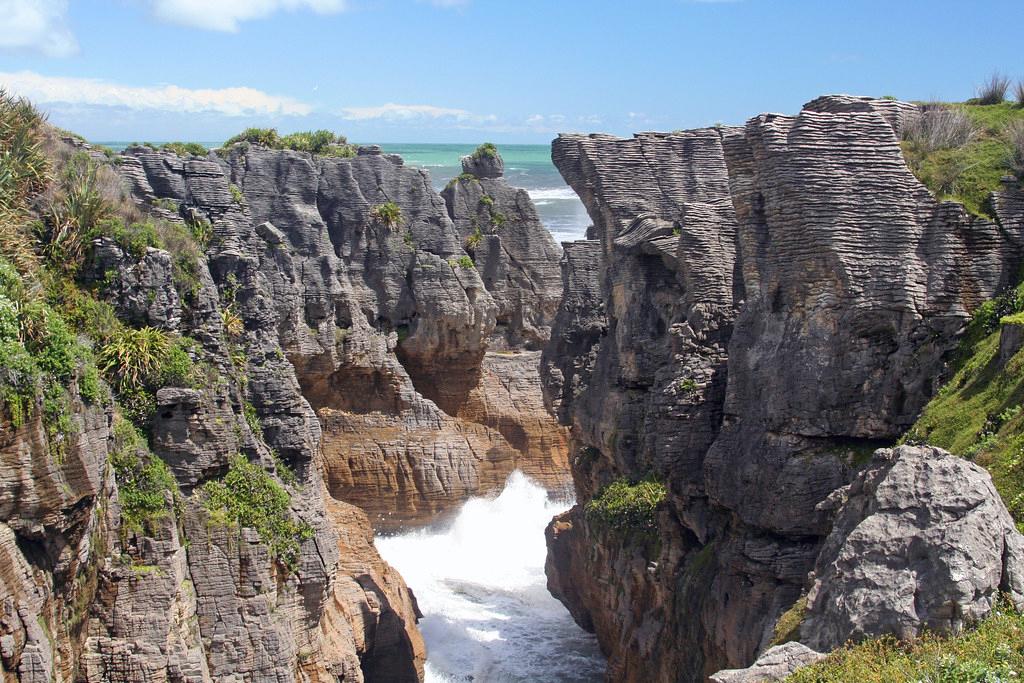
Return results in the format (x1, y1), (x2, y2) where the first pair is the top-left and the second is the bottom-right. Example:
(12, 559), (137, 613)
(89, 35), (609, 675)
(543, 96), (1024, 682)
(441, 148), (563, 350)
(801, 445), (1024, 651)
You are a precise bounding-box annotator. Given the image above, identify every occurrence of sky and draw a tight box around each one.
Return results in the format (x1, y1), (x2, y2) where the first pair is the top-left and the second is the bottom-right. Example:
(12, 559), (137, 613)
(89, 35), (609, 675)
(0, 0), (1021, 144)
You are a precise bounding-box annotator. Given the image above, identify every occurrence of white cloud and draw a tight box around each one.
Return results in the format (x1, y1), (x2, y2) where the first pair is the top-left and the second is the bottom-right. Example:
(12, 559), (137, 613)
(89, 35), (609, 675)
(0, 71), (312, 116)
(0, 0), (77, 57)
(149, 0), (346, 32)
(340, 103), (496, 124)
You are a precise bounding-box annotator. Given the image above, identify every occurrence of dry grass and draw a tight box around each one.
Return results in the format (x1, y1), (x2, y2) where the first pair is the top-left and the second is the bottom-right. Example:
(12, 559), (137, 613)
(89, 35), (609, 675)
(977, 73), (1011, 105)
(902, 106), (978, 153)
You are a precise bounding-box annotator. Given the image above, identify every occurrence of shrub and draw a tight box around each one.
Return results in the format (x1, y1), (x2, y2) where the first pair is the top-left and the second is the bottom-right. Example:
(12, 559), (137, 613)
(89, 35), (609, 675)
(472, 142), (498, 159)
(1008, 120), (1024, 178)
(976, 73), (1011, 105)
(243, 400), (261, 436)
(903, 107), (978, 153)
(456, 255), (474, 269)
(221, 308), (244, 337)
(98, 326), (170, 390)
(229, 184), (244, 205)
(160, 142), (208, 157)
(37, 153), (116, 271)
(109, 415), (178, 533)
(585, 477), (666, 534)
(0, 89), (47, 276)
(224, 127), (280, 148)
(369, 202), (402, 229)
(465, 226), (483, 249)
(1016, 81), (1024, 107)
(280, 130), (357, 157)
(446, 172), (478, 189)
(201, 454), (313, 571)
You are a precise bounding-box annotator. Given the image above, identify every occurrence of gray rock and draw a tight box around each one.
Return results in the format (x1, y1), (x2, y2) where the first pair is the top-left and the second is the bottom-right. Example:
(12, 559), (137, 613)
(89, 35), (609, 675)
(441, 150), (563, 349)
(710, 642), (826, 683)
(801, 444), (1024, 651)
(542, 95), (1024, 682)
(460, 146), (504, 178)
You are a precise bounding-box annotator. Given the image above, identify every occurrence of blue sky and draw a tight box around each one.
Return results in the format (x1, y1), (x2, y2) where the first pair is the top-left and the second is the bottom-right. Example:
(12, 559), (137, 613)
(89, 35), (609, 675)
(0, 0), (1021, 143)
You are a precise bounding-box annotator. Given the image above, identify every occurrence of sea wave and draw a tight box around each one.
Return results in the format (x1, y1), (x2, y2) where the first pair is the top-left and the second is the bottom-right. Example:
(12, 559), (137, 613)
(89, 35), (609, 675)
(527, 187), (578, 201)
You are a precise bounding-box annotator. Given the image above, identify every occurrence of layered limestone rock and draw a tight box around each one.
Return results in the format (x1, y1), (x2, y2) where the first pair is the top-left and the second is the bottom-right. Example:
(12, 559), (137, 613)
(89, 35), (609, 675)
(543, 96), (1024, 682)
(114, 142), (570, 534)
(441, 147), (563, 349)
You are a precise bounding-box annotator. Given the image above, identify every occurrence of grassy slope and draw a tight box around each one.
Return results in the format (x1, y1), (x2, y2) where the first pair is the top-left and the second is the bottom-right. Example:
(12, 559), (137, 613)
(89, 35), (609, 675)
(788, 606), (1024, 683)
(901, 102), (1024, 218)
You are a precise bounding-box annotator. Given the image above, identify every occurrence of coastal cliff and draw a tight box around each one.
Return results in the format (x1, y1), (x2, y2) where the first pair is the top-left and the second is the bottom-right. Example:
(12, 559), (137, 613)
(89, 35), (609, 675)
(0, 100), (566, 682)
(541, 95), (1024, 681)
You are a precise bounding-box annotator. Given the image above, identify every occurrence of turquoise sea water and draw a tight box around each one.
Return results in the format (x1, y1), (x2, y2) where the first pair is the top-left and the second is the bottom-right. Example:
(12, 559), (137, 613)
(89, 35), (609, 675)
(94, 141), (591, 244)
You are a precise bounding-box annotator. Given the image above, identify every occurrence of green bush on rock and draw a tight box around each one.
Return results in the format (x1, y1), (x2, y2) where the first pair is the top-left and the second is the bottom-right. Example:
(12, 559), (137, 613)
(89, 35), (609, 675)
(201, 454), (313, 571)
(585, 477), (666, 535)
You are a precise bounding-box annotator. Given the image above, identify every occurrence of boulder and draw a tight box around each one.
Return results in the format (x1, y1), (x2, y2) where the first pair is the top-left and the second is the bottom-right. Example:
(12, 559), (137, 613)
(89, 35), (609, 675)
(801, 444), (1024, 651)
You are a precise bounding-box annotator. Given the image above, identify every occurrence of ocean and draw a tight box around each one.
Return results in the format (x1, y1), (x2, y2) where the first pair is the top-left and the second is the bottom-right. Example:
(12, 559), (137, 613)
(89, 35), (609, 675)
(94, 141), (591, 244)
(376, 472), (606, 682)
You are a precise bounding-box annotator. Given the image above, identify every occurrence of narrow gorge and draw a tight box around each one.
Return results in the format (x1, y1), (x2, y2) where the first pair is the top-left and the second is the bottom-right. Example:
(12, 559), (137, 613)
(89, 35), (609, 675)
(2, 88), (1024, 683)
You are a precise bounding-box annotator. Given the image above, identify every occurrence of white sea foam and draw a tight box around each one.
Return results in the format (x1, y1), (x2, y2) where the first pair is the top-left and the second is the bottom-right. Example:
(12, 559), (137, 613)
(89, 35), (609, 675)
(376, 472), (605, 683)
(527, 187), (578, 201)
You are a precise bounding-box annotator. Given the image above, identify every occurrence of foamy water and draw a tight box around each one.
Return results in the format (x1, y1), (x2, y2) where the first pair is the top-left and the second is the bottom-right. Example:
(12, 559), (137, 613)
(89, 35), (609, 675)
(376, 472), (606, 683)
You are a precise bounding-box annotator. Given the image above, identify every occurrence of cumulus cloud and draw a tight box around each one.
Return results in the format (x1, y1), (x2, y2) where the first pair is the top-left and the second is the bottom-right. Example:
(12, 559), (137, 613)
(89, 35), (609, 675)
(0, 0), (77, 57)
(149, 0), (346, 32)
(0, 71), (312, 116)
(340, 103), (496, 124)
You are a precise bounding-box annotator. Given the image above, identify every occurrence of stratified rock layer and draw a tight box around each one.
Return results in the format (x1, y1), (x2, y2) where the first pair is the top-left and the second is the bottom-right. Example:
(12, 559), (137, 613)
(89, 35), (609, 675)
(441, 148), (563, 349)
(543, 96), (1024, 682)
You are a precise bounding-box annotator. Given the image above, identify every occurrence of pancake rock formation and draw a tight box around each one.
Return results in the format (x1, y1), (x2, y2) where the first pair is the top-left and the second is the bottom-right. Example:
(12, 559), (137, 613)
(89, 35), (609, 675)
(541, 95), (1024, 682)
(0, 132), (566, 681)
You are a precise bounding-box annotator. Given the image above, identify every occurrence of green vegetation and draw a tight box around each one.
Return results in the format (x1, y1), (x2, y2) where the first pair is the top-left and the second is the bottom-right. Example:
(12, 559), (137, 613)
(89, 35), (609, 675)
(465, 226), (483, 249)
(201, 454), (313, 571)
(902, 280), (1024, 528)
(109, 415), (178, 534)
(223, 127), (357, 157)
(160, 142), (208, 157)
(446, 172), (478, 189)
(448, 255), (475, 269)
(370, 201), (403, 229)
(89, 216), (205, 300)
(224, 127), (280, 148)
(472, 142), (498, 159)
(772, 596), (807, 646)
(901, 101), (1024, 218)
(98, 326), (199, 430)
(229, 184), (244, 205)
(0, 89), (48, 276)
(785, 603), (1024, 683)
(585, 477), (666, 535)
(243, 400), (262, 436)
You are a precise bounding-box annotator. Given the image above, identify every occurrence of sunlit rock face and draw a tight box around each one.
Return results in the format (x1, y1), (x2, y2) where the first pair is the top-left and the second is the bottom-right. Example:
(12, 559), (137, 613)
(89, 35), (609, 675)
(542, 95), (1024, 682)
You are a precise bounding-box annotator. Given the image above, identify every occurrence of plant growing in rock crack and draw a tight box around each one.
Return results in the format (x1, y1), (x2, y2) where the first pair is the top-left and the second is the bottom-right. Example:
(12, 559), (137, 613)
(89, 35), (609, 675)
(370, 201), (403, 230)
(109, 415), (180, 534)
(201, 453), (313, 572)
(228, 184), (245, 205)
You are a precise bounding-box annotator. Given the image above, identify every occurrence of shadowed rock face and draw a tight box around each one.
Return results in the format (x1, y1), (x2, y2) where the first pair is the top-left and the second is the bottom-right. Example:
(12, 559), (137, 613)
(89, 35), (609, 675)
(542, 96), (1024, 682)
